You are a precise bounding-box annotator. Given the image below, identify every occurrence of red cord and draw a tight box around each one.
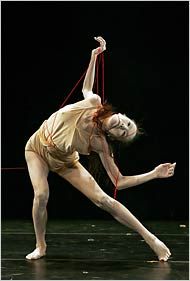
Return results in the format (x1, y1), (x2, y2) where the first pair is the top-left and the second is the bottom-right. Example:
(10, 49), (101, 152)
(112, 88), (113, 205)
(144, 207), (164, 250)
(47, 68), (88, 143)
(101, 53), (105, 103)
(96, 56), (99, 94)
(99, 136), (119, 200)
(59, 70), (87, 109)
(1, 167), (26, 170)
(114, 170), (119, 199)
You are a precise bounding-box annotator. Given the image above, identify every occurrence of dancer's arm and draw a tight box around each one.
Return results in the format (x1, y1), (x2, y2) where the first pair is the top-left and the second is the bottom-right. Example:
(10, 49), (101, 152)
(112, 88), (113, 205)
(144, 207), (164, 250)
(82, 36), (106, 99)
(98, 150), (176, 190)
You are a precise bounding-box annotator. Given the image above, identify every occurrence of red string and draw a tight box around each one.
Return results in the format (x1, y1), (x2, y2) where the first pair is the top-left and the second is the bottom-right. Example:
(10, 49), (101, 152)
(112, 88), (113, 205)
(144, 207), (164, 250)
(46, 69), (87, 143)
(96, 56), (99, 94)
(1, 167), (26, 170)
(59, 70), (87, 109)
(97, 53), (118, 198)
(114, 170), (119, 199)
(101, 53), (105, 103)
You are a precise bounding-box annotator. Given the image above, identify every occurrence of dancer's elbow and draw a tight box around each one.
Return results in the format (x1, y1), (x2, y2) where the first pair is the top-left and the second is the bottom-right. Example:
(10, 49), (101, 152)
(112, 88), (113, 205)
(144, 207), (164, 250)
(117, 176), (136, 190)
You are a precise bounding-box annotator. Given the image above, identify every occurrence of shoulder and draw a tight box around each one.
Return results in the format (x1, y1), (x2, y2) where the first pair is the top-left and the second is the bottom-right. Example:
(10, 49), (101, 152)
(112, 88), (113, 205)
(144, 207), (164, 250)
(85, 93), (102, 106)
(74, 93), (101, 109)
(59, 93), (102, 113)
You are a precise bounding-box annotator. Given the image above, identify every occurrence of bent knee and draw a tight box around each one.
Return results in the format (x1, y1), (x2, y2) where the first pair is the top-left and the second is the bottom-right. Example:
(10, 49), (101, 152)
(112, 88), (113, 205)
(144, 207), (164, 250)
(34, 191), (49, 207)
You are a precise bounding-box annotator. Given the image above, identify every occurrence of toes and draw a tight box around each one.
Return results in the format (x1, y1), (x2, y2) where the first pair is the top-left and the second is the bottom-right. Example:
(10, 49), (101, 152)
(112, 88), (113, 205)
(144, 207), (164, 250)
(159, 254), (170, 262)
(159, 257), (168, 262)
(26, 253), (38, 260)
(26, 253), (44, 260)
(25, 248), (45, 260)
(25, 254), (31, 260)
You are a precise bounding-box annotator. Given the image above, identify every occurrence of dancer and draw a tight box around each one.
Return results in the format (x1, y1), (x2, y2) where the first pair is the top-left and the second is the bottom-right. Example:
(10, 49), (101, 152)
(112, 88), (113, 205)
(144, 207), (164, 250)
(25, 36), (176, 261)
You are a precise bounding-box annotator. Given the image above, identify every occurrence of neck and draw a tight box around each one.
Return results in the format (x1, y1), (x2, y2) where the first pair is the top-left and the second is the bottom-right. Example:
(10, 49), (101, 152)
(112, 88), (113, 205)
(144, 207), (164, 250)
(100, 117), (110, 132)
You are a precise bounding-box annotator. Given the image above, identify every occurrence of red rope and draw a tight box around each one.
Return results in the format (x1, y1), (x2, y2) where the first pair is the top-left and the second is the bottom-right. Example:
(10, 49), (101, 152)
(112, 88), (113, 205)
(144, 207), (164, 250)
(1, 167), (26, 170)
(101, 53), (105, 103)
(96, 56), (99, 94)
(59, 70), (87, 109)
(114, 170), (119, 199)
(99, 136), (119, 199)
(46, 68), (88, 143)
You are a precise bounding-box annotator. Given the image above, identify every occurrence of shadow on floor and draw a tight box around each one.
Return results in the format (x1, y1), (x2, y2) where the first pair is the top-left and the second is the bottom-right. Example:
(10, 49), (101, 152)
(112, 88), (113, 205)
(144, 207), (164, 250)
(1, 219), (189, 280)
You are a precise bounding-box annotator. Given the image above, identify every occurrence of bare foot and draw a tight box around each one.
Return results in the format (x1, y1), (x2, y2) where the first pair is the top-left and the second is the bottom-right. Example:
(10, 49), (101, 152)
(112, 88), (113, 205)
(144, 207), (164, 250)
(26, 247), (46, 260)
(147, 235), (171, 261)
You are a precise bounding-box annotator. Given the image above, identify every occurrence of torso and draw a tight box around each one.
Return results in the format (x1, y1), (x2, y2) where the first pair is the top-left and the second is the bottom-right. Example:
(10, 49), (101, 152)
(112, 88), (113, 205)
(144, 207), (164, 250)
(38, 95), (108, 156)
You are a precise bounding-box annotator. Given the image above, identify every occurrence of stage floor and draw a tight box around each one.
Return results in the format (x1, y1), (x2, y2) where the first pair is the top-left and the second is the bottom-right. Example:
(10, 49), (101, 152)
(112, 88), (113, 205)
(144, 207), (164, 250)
(1, 219), (189, 280)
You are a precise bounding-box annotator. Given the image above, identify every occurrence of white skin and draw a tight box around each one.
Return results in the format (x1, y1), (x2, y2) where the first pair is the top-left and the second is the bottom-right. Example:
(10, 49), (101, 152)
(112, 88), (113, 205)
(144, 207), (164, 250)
(25, 36), (176, 261)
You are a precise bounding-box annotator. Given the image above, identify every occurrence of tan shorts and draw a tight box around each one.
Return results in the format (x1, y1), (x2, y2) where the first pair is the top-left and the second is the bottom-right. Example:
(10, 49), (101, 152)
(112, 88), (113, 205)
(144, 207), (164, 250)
(25, 130), (79, 173)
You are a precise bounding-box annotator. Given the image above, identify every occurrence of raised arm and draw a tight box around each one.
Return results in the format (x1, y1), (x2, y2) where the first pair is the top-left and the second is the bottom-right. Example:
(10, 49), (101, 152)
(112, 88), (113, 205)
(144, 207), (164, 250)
(82, 36), (106, 99)
(98, 143), (176, 190)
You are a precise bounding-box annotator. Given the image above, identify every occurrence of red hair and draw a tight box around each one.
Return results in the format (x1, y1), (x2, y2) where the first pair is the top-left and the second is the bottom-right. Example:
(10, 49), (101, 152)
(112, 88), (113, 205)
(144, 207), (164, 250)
(92, 103), (115, 130)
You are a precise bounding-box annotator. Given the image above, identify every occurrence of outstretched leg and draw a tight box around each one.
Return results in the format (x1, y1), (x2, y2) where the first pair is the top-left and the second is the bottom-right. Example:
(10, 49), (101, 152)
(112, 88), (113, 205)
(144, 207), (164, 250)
(25, 151), (49, 260)
(58, 162), (171, 261)
(99, 197), (171, 261)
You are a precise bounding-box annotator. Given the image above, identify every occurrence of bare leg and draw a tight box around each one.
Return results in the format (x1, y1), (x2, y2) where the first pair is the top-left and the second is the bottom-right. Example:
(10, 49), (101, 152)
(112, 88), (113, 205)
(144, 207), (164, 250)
(25, 151), (49, 260)
(101, 198), (171, 261)
(58, 162), (171, 261)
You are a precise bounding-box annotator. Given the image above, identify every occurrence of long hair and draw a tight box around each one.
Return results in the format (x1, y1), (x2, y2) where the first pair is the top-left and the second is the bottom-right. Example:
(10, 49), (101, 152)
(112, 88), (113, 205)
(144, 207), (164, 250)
(88, 102), (144, 187)
(88, 102), (117, 186)
(92, 102), (116, 132)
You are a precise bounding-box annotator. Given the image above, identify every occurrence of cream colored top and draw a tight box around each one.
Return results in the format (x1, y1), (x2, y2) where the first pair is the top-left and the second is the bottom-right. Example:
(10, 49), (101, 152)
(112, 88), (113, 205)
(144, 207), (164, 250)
(39, 95), (102, 156)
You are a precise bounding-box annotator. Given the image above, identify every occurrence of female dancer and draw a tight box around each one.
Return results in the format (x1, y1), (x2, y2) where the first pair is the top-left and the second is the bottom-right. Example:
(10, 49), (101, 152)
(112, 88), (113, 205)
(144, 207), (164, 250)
(25, 36), (176, 261)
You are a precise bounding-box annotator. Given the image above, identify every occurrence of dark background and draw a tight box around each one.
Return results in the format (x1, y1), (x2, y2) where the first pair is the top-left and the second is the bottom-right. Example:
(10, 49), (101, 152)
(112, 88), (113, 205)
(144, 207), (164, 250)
(2, 1), (189, 221)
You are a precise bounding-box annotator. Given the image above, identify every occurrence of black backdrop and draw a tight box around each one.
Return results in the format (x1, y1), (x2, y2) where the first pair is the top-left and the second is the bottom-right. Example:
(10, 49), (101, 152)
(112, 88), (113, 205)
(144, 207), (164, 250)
(2, 1), (189, 220)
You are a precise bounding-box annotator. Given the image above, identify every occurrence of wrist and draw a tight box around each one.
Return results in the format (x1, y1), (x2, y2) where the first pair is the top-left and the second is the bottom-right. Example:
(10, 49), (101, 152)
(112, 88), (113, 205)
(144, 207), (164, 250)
(151, 169), (158, 179)
(91, 53), (97, 61)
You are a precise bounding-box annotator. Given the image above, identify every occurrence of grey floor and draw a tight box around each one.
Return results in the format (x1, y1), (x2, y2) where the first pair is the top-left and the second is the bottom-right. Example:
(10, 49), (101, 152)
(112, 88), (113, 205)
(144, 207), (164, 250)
(1, 219), (189, 280)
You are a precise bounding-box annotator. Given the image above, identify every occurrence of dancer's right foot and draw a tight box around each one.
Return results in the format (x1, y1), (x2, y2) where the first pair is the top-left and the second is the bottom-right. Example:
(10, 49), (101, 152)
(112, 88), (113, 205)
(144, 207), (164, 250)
(146, 235), (171, 261)
(26, 247), (46, 260)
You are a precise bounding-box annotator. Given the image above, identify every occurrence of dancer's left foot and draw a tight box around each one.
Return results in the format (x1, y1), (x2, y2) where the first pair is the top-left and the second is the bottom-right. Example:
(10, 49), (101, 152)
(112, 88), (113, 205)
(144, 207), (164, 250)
(26, 247), (46, 260)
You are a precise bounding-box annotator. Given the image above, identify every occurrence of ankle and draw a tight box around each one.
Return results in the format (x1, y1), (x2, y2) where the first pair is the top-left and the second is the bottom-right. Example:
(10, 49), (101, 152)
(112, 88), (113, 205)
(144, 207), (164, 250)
(143, 233), (156, 244)
(36, 243), (47, 251)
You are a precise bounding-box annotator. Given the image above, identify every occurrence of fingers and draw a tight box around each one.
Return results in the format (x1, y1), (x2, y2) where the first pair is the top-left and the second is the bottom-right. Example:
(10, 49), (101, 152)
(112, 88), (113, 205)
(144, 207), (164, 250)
(94, 36), (106, 50)
(162, 163), (172, 167)
(156, 162), (176, 178)
(168, 162), (176, 170)
(94, 36), (105, 43)
(168, 163), (176, 176)
(168, 169), (174, 176)
(162, 162), (176, 168)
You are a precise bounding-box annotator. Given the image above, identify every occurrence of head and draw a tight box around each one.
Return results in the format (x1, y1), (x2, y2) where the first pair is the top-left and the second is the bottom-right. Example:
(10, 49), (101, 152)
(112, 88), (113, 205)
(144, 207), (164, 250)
(93, 103), (139, 143)
(89, 104), (141, 185)
(104, 113), (137, 143)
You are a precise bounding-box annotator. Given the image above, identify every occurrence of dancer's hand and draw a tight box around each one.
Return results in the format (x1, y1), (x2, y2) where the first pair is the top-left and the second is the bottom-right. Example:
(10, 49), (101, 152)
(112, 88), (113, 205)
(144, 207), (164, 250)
(92, 36), (106, 56)
(154, 162), (176, 178)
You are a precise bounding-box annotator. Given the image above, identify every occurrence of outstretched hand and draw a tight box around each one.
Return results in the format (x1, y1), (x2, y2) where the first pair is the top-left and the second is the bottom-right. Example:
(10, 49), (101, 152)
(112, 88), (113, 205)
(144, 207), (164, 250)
(154, 162), (176, 178)
(92, 36), (106, 56)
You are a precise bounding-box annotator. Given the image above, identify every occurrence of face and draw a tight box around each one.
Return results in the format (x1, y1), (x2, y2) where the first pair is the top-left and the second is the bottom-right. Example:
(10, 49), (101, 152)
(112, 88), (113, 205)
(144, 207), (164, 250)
(107, 113), (137, 142)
